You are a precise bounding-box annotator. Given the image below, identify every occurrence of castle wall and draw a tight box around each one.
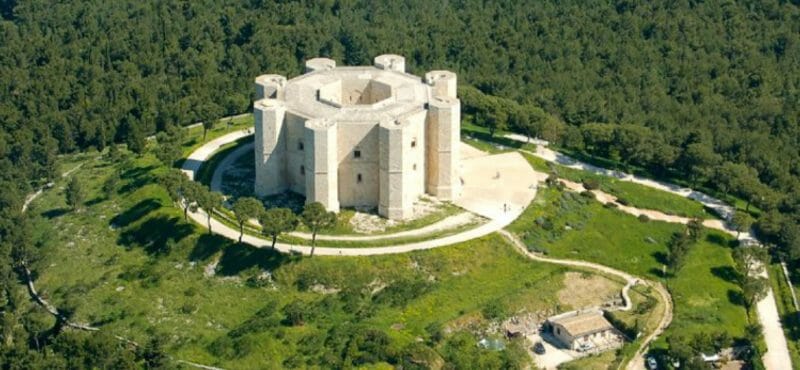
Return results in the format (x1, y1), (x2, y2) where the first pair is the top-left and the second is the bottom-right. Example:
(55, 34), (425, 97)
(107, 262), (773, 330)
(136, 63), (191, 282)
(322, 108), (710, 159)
(337, 122), (380, 208)
(304, 119), (339, 211)
(425, 96), (461, 200)
(254, 99), (287, 196)
(284, 112), (308, 195)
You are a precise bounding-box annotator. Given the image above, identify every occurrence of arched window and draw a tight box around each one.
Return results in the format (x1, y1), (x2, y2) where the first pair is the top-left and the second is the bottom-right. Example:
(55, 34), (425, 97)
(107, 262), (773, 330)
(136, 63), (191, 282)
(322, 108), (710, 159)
(300, 165), (305, 175)
(357, 173), (363, 183)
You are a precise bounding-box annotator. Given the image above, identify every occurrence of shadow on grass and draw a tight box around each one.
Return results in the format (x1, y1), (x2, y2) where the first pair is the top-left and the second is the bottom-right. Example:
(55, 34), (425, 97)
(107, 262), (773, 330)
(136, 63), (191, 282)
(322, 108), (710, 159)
(119, 165), (157, 194)
(781, 312), (800, 341)
(118, 215), (193, 255)
(705, 233), (731, 247)
(727, 289), (745, 307)
(216, 242), (299, 277)
(110, 199), (161, 228)
(85, 197), (104, 207)
(710, 266), (740, 284)
(652, 251), (668, 265)
(189, 233), (228, 261)
(42, 208), (70, 219)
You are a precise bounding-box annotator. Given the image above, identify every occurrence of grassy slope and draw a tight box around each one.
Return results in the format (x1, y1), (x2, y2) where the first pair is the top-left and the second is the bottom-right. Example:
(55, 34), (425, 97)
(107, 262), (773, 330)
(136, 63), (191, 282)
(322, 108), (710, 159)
(521, 152), (713, 219)
(26, 122), (581, 368)
(509, 185), (747, 340)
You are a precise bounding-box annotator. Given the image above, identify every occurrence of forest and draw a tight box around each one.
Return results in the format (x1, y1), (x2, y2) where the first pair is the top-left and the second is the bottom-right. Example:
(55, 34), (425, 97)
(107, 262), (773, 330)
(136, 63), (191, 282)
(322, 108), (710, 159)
(0, 0), (798, 366)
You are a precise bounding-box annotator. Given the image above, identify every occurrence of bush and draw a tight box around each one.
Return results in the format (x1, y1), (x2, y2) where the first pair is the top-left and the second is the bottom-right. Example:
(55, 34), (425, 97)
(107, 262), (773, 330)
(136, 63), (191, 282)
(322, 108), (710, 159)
(580, 190), (596, 200)
(616, 197), (630, 206)
(582, 178), (601, 190)
(603, 202), (618, 209)
(482, 300), (508, 320)
(373, 278), (433, 307)
(638, 214), (650, 222)
(282, 300), (315, 326)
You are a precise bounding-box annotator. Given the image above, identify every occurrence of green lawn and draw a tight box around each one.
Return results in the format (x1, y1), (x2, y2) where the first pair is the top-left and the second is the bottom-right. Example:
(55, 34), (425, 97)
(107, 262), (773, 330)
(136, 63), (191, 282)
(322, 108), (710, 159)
(520, 152), (714, 219)
(509, 185), (748, 341)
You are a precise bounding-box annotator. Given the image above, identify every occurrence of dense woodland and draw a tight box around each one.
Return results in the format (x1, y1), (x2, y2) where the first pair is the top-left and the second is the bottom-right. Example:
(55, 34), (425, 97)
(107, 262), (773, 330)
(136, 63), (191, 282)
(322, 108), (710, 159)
(0, 0), (799, 367)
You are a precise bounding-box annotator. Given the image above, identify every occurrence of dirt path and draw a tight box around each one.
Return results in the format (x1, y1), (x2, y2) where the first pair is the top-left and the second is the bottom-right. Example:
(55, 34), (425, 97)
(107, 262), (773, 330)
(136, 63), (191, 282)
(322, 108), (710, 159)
(509, 137), (791, 370)
(499, 230), (672, 370)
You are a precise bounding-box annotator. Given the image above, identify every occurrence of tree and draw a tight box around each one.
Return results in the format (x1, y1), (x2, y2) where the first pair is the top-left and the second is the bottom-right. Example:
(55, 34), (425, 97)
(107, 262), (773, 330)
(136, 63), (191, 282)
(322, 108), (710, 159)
(260, 207), (298, 250)
(199, 103), (222, 141)
(154, 126), (183, 166)
(125, 121), (147, 155)
(101, 170), (120, 199)
(732, 211), (755, 238)
(159, 169), (201, 221)
(732, 245), (769, 318)
(733, 245), (768, 278)
(301, 202), (336, 257)
(686, 218), (704, 243)
(196, 187), (224, 234)
(741, 275), (769, 318)
(65, 176), (85, 211)
(232, 197), (264, 243)
(667, 232), (692, 275)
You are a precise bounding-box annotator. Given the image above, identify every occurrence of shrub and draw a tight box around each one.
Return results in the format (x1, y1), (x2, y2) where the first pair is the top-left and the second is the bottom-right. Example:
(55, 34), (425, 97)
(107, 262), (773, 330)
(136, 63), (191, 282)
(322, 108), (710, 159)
(482, 300), (508, 320)
(582, 178), (601, 190)
(638, 214), (650, 223)
(283, 300), (315, 326)
(616, 197), (630, 206)
(580, 190), (596, 200)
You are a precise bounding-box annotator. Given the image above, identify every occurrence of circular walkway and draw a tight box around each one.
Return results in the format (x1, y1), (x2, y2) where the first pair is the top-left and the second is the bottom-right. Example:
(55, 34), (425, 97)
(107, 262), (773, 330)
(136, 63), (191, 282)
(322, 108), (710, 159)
(181, 129), (545, 255)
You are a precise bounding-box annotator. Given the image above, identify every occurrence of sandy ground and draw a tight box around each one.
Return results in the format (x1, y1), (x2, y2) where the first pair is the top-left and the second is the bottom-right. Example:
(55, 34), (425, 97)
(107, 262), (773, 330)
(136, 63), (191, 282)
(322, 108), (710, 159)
(558, 272), (622, 309)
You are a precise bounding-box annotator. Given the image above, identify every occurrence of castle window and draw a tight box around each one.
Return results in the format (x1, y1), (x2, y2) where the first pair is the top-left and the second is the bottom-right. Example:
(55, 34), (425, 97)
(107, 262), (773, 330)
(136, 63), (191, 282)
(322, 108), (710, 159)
(354, 150), (361, 159)
(300, 165), (305, 175)
(411, 138), (417, 148)
(413, 164), (417, 171)
(298, 141), (304, 151)
(357, 173), (363, 183)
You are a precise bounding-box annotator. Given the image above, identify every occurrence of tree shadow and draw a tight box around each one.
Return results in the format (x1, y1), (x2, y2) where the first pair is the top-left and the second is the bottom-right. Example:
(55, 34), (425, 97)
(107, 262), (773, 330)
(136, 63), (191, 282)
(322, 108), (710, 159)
(118, 215), (193, 255)
(705, 233), (730, 247)
(189, 233), (229, 261)
(652, 251), (668, 265)
(727, 289), (745, 307)
(710, 266), (740, 284)
(110, 199), (161, 228)
(781, 312), (800, 341)
(119, 165), (157, 194)
(216, 243), (298, 277)
(85, 197), (104, 207)
(648, 268), (668, 279)
(41, 208), (70, 219)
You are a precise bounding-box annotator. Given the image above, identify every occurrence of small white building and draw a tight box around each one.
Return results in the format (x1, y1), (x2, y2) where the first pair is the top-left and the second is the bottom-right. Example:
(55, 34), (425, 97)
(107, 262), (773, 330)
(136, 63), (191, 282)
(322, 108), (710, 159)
(547, 310), (622, 352)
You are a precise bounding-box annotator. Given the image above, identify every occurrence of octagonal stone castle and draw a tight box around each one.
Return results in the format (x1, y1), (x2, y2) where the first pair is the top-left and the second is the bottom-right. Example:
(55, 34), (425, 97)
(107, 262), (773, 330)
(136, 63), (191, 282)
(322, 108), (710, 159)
(253, 54), (460, 220)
